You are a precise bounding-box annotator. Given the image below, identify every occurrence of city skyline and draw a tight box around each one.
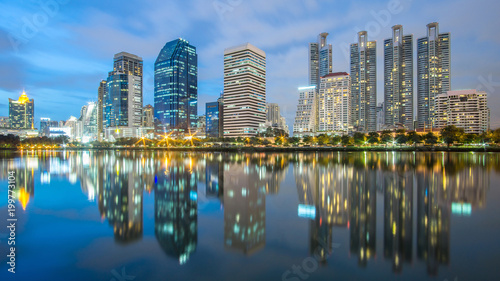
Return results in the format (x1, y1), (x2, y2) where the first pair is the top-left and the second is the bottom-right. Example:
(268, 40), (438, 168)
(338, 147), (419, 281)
(1, 0), (500, 130)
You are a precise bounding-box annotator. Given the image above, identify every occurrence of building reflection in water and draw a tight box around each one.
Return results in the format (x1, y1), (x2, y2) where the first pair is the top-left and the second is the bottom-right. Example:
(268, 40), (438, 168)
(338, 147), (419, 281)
(382, 152), (414, 273)
(0, 150), (494, 275)
(155, 155), (198, 264)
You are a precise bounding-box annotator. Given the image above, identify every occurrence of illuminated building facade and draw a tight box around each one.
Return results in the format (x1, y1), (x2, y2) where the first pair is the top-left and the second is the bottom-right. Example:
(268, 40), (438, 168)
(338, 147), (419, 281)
(97, 80), (106, 141)
(435, 89), (490, 133)
(417, 22), (451, 130)
(350, 31), (377, 132)
(104, 52), (143, 139)
(206, 100), (222, 138)
(154, 38), (198, 134)
(309, 33), (333, 88)
(384, 25), (414, 130)
(293, 86), (317, 137)
(223, 43), (266, 137)
(9, 91), (34, 130)
(318, 72), (351, 135)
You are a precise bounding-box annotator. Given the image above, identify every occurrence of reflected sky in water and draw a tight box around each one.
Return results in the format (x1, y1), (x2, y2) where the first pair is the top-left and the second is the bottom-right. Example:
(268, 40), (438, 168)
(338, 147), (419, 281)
(1, 151), (500, 281)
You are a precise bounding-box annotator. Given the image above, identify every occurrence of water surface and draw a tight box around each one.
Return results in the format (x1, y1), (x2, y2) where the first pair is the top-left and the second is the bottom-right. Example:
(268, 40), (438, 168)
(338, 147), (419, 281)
(1, 151), (499, 281)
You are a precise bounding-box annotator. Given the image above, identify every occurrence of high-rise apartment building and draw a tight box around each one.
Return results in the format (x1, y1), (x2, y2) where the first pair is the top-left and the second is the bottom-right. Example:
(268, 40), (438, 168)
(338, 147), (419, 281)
(104, 52), (143, 138)
(384, 25), (414, 130)
(266, 103), (280, 126)
(154, 38), (198, 134)
(223, 43), (266, 137)
(293, 86), (317, 137)
(435, 89), (489, 134)
(318, 72), (351, 135)
(417, 22), (451, 130)
(9, 91), (34, 130)
(97, 80), (106, 141)
(350, 31), (377, 132)
(309, 33), (333, 87)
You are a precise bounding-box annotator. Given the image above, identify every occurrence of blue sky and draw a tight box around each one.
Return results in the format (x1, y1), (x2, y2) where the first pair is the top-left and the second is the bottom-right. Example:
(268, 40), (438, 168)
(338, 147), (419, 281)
(1, 0), (499, 129)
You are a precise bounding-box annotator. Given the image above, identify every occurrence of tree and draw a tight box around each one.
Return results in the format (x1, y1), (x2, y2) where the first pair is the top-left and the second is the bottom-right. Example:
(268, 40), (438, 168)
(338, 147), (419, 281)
(274, 136), (286, 145)
(367, 132), (379, 145)
(462, 133), (478, 145)
(380, 130), (393, 147)
(341, 135), (352, 146)
(353, 132), (366, 146)
(492, 129), (500, 144)
(317, 134), (330, 146)
(395, 129), (407, 146)
(424, 132), (438, 146)
(441, 125), (465, 148)
(303, 135), (313, 144)
(407, 131), (422, 148)
(330, 135), (342, 146)
(287, 137), (300, 145)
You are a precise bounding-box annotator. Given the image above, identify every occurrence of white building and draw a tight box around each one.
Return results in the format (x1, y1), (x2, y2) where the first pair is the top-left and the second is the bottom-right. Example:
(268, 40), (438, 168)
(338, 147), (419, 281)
(318, 72), (351, 135)
(293, 86), (317, 137)
(223, 43), (266, 137)
(435, 89), (490, 134)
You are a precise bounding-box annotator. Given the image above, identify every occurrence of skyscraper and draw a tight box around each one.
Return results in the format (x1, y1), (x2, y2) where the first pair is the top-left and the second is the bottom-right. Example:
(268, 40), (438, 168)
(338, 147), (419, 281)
(350, 31), (377, 132)
(417, 22), (451, 130)
(223, 43), (266, 137)
(9, 91), (34, 130)
(318, 72), (351, 135)
(206, 100), (221, 138)
(309, 33), (333, 87)
(154, 38), (198, 134)
(142, 104), (154, 128)
(293, 86), (317, 137)
(97, 80), (106, 141)
(384, 25), (414, 130)
(266, 103), (280, 126)
(104, 52), (143, 138)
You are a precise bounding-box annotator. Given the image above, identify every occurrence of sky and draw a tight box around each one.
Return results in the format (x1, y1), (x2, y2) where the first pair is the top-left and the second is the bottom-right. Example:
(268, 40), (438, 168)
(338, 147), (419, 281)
(1, 0), (500, 129)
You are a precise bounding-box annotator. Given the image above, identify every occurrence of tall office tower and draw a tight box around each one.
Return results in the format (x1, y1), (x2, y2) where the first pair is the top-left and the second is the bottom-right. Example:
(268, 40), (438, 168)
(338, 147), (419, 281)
(350, 31), (377, 132)
(293, 86), (317, 137)
(384, 25), (414, 130)
(154, 38), (198, 134)
(9, 91), (34, 130)
(79, 102), (98, 142)
(318, 72), (351, 135)
(435, 89), (490, 133)
(266, 103), (280, 126)
(105, 52), (143, 137)
(309, 33), (333, 87)
(142, 104), (154, 128)
(417, 22), (451, 130)
(97, 80), (106, 141)
(206, 100), (221, 138)
(223, 43), (266, 137)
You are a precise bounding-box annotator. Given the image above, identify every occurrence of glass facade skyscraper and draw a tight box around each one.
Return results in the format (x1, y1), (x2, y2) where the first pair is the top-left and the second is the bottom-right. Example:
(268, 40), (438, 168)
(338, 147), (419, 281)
(104, 52), (143, 129)
(384, 25), (414, 130)
(154, 38), (198, 134)
(417, 22), (451, 130)
(206, 100), (221, 138)
(309, 33), (333, 88)
(350, 31), (377, 133)
(9, 91), (34, 130)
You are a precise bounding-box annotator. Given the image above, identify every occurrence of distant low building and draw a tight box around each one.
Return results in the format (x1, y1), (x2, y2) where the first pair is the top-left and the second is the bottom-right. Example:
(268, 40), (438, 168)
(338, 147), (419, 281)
(0, 117), (9, 128)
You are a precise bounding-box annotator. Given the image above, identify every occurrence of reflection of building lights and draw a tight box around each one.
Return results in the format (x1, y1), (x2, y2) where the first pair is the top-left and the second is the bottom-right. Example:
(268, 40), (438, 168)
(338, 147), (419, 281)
(451, 203), (472, 216)
(18, 188), (29, 210)
(298, 204), (316, 219)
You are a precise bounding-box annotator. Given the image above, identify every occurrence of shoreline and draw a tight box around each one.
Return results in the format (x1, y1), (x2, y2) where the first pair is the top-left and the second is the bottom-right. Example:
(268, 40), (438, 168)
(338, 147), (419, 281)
(1, 146), (499, 153)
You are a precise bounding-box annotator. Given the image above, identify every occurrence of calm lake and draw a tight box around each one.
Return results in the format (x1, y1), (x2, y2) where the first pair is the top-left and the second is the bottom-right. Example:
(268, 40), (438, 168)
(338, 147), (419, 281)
(1, 151), (499, 281)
